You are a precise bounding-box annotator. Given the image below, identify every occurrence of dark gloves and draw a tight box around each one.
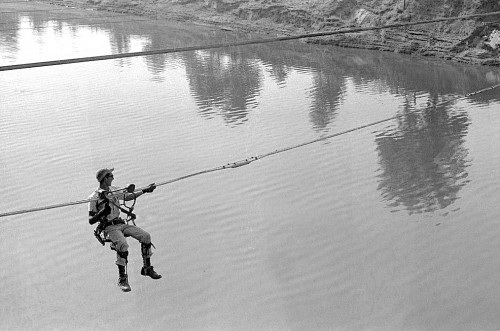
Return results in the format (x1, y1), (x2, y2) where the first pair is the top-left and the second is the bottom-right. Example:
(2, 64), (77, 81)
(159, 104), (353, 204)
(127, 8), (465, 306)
(89, 213), (101, 225)
(142, 183), (156, 194)
(101, 203), (111, 215)
(89, 203), (111, 225)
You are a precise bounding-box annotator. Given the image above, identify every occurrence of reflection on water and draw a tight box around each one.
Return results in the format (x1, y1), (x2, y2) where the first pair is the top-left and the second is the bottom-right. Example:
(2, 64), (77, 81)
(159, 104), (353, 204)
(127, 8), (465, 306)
(4, 4), (500, 330)
(1, 10), (500, 216)
(184, 49), (262, 125)
(375, 97), (471, 214)
(307, 70), (345, 131)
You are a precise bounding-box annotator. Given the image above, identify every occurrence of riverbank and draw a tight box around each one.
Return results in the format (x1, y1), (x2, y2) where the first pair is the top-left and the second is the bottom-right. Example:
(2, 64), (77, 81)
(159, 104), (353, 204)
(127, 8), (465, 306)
(39, 0), (500, 66)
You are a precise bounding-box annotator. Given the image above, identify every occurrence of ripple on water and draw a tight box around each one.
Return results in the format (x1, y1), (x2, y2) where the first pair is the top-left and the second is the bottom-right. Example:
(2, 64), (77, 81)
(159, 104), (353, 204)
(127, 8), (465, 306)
(2, 3), (500, 329)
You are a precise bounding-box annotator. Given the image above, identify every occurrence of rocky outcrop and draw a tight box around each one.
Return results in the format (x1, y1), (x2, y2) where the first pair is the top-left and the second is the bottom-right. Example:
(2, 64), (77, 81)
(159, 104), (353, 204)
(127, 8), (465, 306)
(41, 0), (500, 66)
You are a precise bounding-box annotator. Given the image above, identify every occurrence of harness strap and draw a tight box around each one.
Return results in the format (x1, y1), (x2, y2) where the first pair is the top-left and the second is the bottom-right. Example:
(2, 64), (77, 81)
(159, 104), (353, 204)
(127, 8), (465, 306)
(92, 190), (138, 247)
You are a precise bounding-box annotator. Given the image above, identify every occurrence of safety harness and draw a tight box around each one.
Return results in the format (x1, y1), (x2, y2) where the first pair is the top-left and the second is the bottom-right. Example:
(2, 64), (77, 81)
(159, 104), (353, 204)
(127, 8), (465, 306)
(93, 184), (137, 247)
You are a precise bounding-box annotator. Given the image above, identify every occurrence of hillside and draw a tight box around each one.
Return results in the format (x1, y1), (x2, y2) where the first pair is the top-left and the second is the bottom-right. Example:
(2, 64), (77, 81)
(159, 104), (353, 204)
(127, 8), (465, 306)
(43, 0), (500, 65)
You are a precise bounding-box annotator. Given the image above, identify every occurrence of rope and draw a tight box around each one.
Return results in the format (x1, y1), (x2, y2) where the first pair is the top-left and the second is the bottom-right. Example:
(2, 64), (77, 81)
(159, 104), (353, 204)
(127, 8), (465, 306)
(255, 83), (500, 161)
(1, 11), (500, 71)
(0, 83), (498, 219)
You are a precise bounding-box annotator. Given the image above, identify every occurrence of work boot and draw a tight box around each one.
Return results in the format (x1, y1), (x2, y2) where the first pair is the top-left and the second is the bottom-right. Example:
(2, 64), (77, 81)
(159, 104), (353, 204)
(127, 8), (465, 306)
(141, 253), (162, 279)
(117, 274), (131, 292)
(141, 266), (162, 279)
(117, 264), (131, 292)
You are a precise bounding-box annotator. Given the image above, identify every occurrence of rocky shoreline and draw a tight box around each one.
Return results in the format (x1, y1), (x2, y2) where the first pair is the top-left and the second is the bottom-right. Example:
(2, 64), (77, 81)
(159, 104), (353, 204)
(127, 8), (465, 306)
(39, 0), (500, 66)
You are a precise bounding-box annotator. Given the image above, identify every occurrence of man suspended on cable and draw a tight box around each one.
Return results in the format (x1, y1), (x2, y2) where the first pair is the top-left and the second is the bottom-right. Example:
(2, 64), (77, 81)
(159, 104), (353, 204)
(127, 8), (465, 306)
(88, 168), (161, 292)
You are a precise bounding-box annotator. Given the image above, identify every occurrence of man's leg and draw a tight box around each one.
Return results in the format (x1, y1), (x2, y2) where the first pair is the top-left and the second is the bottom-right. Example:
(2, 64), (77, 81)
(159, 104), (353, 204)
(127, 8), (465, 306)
(106, 225), (131, 291)
(122, 225), (162, 279)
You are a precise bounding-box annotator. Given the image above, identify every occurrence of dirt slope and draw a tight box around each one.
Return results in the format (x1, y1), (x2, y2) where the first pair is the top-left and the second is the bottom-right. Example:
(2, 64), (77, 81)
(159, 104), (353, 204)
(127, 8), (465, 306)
(43, 0), (500, 65)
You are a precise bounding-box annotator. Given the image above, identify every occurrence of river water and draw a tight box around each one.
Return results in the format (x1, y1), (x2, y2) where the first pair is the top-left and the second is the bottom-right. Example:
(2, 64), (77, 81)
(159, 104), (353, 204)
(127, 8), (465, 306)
(2, 2), (500, 330)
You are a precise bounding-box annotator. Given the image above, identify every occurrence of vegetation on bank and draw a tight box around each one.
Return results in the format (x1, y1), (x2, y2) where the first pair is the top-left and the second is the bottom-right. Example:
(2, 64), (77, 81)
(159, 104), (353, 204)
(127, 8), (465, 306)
(43, 0), (500, 65)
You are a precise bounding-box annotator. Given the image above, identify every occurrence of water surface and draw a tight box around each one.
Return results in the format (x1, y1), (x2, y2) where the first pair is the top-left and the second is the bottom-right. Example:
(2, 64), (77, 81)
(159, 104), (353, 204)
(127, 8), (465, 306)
(1, 2), (500, 330)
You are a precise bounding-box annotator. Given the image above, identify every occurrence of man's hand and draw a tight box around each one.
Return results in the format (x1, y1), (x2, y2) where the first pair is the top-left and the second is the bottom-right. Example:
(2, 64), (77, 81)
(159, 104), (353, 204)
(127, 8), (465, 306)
(101, 203), (111, 215)
(89, 212), (101, 225)
(88, 204), (111, 225)
(142, 183), (156, 194)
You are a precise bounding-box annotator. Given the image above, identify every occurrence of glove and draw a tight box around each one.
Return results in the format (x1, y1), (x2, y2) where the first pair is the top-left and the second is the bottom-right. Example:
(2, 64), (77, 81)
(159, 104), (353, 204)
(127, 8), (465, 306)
(89, 204), (111, 225)
(142, 183), (156, 194)
(89, 214), (99, 225)
(101, 203), (111, 216)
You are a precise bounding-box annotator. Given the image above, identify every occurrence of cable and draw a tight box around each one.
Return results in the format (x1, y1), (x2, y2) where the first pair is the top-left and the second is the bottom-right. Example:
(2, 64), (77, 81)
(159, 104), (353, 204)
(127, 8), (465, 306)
(1, 11), (500, 71)
(0, 83), (498, 219)
(255, 83), (500, 161)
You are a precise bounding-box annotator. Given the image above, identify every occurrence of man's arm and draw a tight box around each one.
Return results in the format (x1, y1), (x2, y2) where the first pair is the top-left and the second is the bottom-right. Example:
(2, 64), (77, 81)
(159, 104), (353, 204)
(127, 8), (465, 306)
(123, 183), (156, 201)
(88, 204), (111, 225)
(88, 211), (99, 225)
(123, 190), (144, 201)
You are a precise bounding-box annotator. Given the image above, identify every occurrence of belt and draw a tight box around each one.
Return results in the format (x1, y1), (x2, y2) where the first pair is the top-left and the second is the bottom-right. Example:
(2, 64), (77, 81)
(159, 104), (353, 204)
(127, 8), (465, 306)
(104, 217), (125, 227)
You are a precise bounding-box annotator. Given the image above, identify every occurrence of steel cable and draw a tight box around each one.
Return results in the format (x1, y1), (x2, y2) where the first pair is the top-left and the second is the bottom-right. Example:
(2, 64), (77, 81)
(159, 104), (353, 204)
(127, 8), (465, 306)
(0, 83), (498, 219)
(1, 11), (500, 71)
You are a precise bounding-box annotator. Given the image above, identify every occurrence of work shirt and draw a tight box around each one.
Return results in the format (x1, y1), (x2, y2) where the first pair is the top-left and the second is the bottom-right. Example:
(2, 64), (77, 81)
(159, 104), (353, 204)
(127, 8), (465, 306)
(88, 185), (125, 221)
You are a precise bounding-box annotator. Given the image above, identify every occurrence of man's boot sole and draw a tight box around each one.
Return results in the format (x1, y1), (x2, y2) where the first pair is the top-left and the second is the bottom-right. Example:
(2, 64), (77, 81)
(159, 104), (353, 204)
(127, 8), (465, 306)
(118, 284), (131, 292)
(141, 267), (162, 279)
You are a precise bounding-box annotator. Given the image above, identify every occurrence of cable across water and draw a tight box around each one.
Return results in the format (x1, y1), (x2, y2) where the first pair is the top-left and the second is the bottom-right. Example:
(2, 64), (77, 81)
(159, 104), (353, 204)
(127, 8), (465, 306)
(0, 83), (498, 219)
(1, 11), (500, 71)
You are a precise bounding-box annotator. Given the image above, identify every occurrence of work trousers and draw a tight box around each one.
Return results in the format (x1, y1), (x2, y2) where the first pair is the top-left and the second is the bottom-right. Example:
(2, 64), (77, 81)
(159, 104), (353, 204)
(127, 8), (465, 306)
(104, 224), (153, 266)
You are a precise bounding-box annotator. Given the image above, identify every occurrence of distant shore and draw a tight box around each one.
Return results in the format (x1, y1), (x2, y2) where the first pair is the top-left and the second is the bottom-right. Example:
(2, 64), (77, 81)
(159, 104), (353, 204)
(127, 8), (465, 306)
(39, 0), (500, 66)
